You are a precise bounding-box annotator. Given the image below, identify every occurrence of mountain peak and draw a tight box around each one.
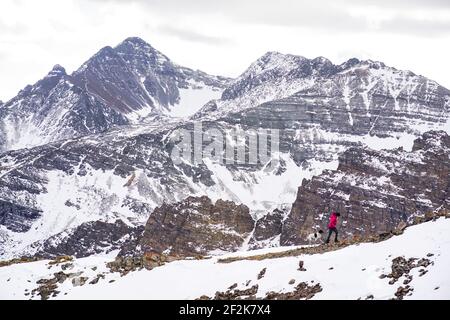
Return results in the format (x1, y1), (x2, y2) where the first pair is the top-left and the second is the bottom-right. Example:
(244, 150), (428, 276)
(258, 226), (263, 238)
(47, 64), (66, 77)
(339, 57), (391, 71)
(261, 51), (284, 58)
(114, 36), (171, 71)
(96, 45), (116, 57)
(259, 51), (306, 63)
(120, 36), (152, 48)
(312, 56), (332, 65)
(242, 51), (307, 78)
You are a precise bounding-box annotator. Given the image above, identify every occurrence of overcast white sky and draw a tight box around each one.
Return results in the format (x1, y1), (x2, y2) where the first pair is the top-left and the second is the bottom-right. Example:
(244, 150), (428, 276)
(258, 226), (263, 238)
(1, 0), (449, 101)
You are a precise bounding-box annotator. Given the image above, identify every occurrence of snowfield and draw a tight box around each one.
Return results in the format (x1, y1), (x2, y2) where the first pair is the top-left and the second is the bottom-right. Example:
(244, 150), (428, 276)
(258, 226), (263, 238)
(1, 218), (449, 300)
(168, 84), (222, 118)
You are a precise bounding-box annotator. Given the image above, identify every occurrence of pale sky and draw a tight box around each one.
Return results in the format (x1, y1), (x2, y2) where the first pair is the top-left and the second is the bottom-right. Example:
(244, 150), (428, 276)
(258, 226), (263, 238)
(1, 0), (450, 101)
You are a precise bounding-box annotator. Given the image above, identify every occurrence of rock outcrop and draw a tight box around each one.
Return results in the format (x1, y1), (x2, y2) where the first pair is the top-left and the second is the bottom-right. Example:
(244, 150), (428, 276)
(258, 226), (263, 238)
(282, 130), (450, 245)
(32, 220), (144, 259)
(139, 196), (254, 256)
(248, 209), (284, 249)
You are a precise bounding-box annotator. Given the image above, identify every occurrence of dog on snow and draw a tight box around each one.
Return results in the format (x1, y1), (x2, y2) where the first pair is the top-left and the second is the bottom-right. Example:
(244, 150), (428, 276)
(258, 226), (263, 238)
(306, 229), (324, 245)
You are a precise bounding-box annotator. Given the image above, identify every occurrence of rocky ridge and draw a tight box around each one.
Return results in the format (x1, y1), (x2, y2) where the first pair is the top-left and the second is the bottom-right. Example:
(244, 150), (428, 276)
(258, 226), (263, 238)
(0, 37), (230, 152)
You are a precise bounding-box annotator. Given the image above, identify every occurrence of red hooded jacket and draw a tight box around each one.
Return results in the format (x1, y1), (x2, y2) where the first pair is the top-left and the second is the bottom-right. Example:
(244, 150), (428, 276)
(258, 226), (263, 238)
(328, 212), (338, 229)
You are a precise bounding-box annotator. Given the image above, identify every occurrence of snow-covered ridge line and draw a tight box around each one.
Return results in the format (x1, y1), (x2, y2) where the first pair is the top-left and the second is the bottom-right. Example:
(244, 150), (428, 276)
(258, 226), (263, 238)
(194, 51), (450, 122)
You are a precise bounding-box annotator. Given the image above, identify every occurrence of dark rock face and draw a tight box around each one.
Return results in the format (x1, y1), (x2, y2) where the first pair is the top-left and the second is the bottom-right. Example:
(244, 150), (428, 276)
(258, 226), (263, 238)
(248, 209), (284, 249)
(32, 220), (144, 258)
(72, 45), (156, 114)
(114, 37), (229, 109)
(139, 196), (254, 256)
(253, 209), (284, 241)
(281, 131), (450, 245)
(0, 199), (42, 232)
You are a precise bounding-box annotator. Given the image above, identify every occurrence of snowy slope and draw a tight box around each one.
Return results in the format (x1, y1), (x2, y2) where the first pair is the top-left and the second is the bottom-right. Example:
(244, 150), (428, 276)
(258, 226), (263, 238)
(167, 80), (223, 118)
(1, 218), (449, 300)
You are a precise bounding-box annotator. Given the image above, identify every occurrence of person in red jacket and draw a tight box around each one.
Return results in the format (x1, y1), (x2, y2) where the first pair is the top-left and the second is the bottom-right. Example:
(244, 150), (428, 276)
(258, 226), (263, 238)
(325, 212), (341, 244)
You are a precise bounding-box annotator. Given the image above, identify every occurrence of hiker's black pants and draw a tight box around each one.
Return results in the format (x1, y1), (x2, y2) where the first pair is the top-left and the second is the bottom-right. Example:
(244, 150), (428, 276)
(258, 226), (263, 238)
(326, 227), (338, 243)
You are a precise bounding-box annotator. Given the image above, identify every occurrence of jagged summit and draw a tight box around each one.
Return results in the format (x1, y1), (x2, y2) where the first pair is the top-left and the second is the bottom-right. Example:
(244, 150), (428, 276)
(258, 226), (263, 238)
(195, 47), (450, 125)
(239, 51), (415, 84)
(243, 51), (307, 76)
(114, 37), (172, 74)
(221, 51), (338, 101)
(7, 64), (68, 102)
(120, 36), (151, 46)
(339, 57), (360, 70)
(0, 36), (230, 151)
(241, 51), (404, 81)
(47, 64), (66, 76)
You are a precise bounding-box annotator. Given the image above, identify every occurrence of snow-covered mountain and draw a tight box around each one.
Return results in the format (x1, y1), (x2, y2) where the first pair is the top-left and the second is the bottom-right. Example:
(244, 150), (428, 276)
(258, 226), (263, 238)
(0, 45), (449, 268)
(72, 37), (229, 118)
(195, 51), (450, 127)
(0, 37), (230, 152)
(0, 64), (129, 152)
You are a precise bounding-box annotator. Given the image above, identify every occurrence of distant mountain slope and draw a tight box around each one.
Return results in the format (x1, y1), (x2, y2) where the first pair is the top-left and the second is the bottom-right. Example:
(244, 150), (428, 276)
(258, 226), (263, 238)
(194, 52), (450, 128)
(0, 37), (230, 152)
(0, 65), (129, 152)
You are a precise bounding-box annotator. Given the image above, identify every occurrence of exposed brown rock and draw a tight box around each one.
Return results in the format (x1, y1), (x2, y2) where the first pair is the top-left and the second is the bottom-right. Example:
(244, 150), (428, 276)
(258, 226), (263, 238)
(228, 283), (238, 290)
(394, 286), (413, 300)
(139, 196), (254, 256)
(106, 252), (182, 274)
(380, 255), (433, 298)
(264, 282), (322, 300)
(48, 255), (73, 265)
(257, 268), (267, 280)
(72, 276), (88, 287)
(213, 285), (259, 300)
(89, 274), (105, 285)
(31, 270), (79, 300)
(0, 256), (43, 268)
(298, 260), (306, 271)
(281, 131), (450, 245)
